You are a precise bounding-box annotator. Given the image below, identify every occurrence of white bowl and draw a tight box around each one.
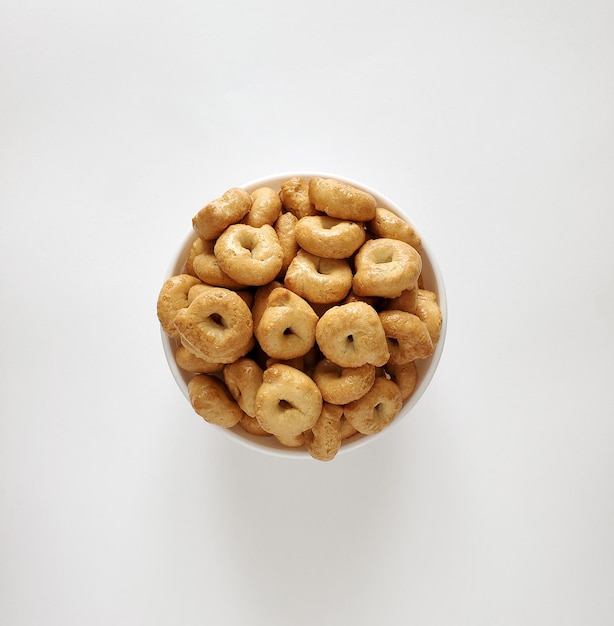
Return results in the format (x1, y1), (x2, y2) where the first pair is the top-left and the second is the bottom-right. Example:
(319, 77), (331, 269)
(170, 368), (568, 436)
(160, 172), (447, 459)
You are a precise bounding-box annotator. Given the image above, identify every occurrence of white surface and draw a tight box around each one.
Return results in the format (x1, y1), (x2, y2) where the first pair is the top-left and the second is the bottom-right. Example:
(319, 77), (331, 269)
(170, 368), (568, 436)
(1, 1), (613, 625)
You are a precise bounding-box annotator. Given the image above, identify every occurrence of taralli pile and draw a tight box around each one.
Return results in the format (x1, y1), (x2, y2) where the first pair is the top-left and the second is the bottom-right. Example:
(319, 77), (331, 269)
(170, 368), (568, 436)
(157, 176), (443, 461)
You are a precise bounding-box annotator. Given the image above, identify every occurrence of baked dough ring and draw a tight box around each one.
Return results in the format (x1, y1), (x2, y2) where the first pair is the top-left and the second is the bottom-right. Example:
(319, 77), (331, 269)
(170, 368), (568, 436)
(308, 177), (376, 221)
(254, 364), (322, 437)
(188, 238), (246, 289)
(274, 211), (299, 279)
(385, 361), (418, 403)
(353, 238), (422, 299)
(214, 224), (283, 286)
(175, 345), (224, 374)
(304, 402), (343, 461)
(313, 358), (376, 405)
(279, 176), (318, 219)
(284, 250), (352, 304)
(223, 357), (264, 418)
(367, 207), (422, 250)
(315, 301), (389, 368)
(173, 288), (254, 363)
(378, 310), (434, 364)
(244, 187), (282, 227)
(192, 187), (252, 241)
(238, 413), (271, 437)
(414, 289), (443, 345)
(254, 287), (319, 359)
(157, 274), (203, 339)
(188, 374), (244, 428)
(343, 377), (403, 435)
(295, 215), (366, 259)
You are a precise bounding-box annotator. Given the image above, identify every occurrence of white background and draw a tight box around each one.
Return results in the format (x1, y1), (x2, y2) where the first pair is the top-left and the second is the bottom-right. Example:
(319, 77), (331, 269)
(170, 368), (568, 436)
(1, 0), (613, 624)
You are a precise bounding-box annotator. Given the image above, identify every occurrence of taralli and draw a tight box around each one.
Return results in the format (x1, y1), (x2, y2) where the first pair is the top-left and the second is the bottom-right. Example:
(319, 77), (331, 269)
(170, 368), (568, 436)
(309, 177), (377, 221)
(254, 364), (322, 437)
(188, 374), (244, 428)
(279, 176), (317, 219)
(192, 187), (252, 241)
(385, 361), (419, 403)
(344, 376), (403, 435)
(353, 238), (422, 299)
(223, 357), (264, 418)
(274, 211), (299, 278)
(413, 289), (443, 345)
(214, 224), (283, 286)
(313, 358), (376, 405)
(284, 250), (353, 304)
(379, 310), (434, 364)
(157, 274), (203, 339)
(367, 207), (422, 250)
(158, 175), (444, 460)
(315, 301), (389, 368)
(295, 215), (366, 259)
(173, 288), (254, 363)
(304, 403), (343, 461)
(175, 345), (224, 374)
(254, 287), (318, 360)
(243, 187), (282, 227)
(188, 238), (246, 289)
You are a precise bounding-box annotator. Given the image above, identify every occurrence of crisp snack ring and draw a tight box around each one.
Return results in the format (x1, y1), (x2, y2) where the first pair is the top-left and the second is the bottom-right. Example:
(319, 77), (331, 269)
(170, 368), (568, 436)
(344, 376), (403, 435)
(244, 187), (282, 227)
(353, 238), (422, 299)
(379, 310), (434, 364)
(192, 187), (251, 241)
(157, 274), (203, 339)
(188, 374), (244, 429)
(367, 207), (422, 250)
(312, 358), (376, 405)
(294, 215), (366, 259)
(315, 301), (389, 368)
(223, 357), (264, 418)
(304, 402), (343, 461)
(254, 364), (323, 437)
(173, 288), (254, 364)
(254, 287), (318, 360)
(279, 176), (317, 219)
(308, 177), (377, 221)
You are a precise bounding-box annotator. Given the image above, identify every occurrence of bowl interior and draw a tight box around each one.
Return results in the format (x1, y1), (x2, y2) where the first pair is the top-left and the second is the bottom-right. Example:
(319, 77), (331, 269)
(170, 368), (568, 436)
(161, 172), (447, 458)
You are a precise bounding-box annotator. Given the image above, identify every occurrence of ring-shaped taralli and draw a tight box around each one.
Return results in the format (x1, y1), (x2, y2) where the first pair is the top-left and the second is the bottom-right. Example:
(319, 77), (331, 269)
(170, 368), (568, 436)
(172, 287), (254, 364)
(315, 301), (389, 368)
(254, 364), (323, 437)
(384, 361), (419, 403)
(274, 212), (299, 278)
(192, 187), (252, 241)
(295, 215), (366, 259)
(244, 187), (282, 227)
(313, 359), (376, 405)
(223, 357), (264, 418)
(284, 250), (352, 304)
(255, 287), (319, 360)
(157, 274), (203, 339)
(367, 207), (422, 250)
(378, 310), (434, 364)
(343, 377), (403, 435)
(174, 345), (224, 374)
(353, 238), (422, 299)
(214, 224), (283, 286)
(308, 177), (377, 221)
(413, 289), (443, 345)
(188, 238), (246, 289)
(279, 176), (318, 219)
(188, 374), (244, 428)
(304, 402), (343, 461)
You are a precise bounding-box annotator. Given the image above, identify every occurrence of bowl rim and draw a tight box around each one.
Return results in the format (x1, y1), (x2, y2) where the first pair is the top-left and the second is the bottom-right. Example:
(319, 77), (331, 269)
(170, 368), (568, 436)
(160, 171), (447, 459)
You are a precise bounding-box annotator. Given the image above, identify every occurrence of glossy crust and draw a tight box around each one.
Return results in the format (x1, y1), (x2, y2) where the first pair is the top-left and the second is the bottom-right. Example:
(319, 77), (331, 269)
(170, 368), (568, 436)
(214, 224), (283, 286)
(304, 403), (343, 461)
(378, 310), (434, 364)
(353, 238), (422, 299)
(343, 377), (403, 435)
(244, 187), (282, 227)
(315, 301), (389, 368)
(384, 361), (419, 403)
(254, 287), (319, 359)
(157, 273), (203, 339)
(187, 238), (246, 289)
(284, 250), (352, 304)
(308, 177), (377, 221)
(188, 374), (244, 428)
(312, 358), (376, 405)
(279, 176), (318, 219)
(254, 364), (323, 437)
(367, 207), (422, 250)
(173, 288), (254, 363)
(295, 215), (366, 259)
(192, 187), (252, 241)
(174, 345), (224, 374)
(223, 357), (264, 418)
